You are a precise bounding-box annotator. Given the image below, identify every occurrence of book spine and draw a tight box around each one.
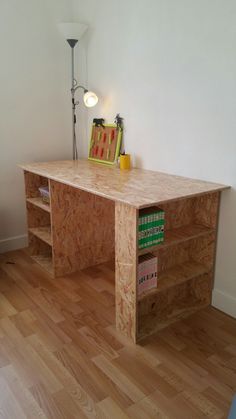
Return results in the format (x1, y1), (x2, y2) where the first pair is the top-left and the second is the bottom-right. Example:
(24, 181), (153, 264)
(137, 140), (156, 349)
(138, 255), (158, 295)
(138, 210), (165, 250)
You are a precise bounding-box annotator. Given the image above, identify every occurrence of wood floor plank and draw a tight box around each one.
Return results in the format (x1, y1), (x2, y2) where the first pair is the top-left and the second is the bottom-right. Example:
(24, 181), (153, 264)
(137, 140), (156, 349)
(30, 382), (65, 419)
(0, 292), (18, 317)
(0, 375), (28, 419)
(113, 349), (176, 396)
(96, 397), (131, 419)
(2, 284), (35, 312)
(183, 346), (236, 392)
(1, 365), (48, 419)
(27, 334), (98, 418)
(78, 326), (119, 360)
(180, 388), (224, 418)
(150, 389), (204, 419)
(121, 345), (161, 369)
(0, 249), (235, 418)
(126, 394), (170, 419)
(0, 268), (16, 293)
(66, 342), (133, 408)
(92, 354), (146, 403)
(146, 339), (208, 391)
(202, 387), (231, 414)
(53, 346), (106, 403)
(52, 389), (88, 419)
(11, 309), (36, 338)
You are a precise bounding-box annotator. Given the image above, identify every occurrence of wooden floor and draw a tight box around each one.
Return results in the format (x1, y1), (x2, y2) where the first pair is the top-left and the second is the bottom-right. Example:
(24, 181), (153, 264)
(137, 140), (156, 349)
(0, 250), (235, 419)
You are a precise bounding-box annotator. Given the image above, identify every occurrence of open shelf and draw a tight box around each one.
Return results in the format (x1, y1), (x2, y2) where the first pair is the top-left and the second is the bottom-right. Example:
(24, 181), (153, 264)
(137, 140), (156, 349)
(31, 254), (53, 276)
(138, 298), (208, 340)
(138, 267), (212, 340)
(29, 226), (52, 246)
(138, 224), (214, 255)
(138, 260), (209, 301)
(27, 197), (50, 213)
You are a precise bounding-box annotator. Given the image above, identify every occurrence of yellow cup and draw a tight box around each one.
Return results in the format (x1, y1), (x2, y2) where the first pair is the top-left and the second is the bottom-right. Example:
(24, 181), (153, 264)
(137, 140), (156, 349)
(120, 154), (131, 170)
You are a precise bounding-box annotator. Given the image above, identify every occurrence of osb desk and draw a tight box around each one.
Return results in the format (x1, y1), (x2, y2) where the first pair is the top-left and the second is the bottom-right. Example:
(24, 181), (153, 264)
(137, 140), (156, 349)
(21, 160), (229, 342)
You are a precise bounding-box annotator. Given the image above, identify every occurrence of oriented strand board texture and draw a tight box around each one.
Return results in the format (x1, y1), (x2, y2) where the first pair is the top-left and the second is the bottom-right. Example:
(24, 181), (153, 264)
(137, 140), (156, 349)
(26, 202), (51, 228)
(26, 197), (51, 213)
(154, 231), (216, 274)
(24, 170), (48, 198)
(159, 191), (220, 230)
(194, 191), (220, 228)
(115, 203), (138, 342)
(136, 192), (220, 340)
(50, 180), (115, 277)
(28, 232), (54, 275)
(160, 198), (195, 230)
(138, 272), (212, 339)
(189, 232), (216, 271)
(144, 192), (220, 271)
(20, 160), (229, 208)
(28, 226), (52, 246)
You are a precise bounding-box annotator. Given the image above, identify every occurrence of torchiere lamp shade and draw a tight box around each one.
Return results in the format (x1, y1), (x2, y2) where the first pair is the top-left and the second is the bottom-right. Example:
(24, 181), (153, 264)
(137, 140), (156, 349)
(58, 22), (88, 42)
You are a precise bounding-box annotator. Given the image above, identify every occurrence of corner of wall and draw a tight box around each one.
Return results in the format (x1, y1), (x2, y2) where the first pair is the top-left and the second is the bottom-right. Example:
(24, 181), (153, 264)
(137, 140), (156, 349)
(212, 288), (236, 319)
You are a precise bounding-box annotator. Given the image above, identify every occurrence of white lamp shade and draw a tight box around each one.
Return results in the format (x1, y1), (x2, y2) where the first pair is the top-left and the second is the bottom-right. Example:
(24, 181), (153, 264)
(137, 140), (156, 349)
(83, 91), (98, 107)
(58, 22), (88, 41)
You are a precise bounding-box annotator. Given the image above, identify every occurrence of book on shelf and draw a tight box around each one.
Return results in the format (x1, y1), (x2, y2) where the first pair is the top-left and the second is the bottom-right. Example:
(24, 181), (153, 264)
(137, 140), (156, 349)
(138, 253), (158, 295)
(138, 206), (165, 249)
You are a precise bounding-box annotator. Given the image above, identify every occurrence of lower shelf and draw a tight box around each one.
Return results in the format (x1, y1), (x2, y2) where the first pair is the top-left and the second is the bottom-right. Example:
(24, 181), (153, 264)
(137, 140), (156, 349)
(29, 226), (52, 246)
(138, 299), (208, 341)
(138, 270), (212, 340)
(31, 254), (53, 276)
(139, 260), (208, 301)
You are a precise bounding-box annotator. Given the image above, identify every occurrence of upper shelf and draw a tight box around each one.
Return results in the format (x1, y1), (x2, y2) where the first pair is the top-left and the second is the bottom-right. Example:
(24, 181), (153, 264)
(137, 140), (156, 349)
(20, 160), (229, 209)
(138, 223), (214, 255)
(27, 197), (51, 213)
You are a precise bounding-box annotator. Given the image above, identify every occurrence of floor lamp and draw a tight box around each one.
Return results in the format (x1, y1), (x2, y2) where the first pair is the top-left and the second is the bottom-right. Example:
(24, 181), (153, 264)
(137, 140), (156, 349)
(58, 23), (98, 160)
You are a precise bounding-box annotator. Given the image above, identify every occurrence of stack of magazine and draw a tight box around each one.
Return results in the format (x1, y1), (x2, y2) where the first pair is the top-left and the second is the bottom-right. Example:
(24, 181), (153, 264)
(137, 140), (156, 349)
(138, 206), (165, 249)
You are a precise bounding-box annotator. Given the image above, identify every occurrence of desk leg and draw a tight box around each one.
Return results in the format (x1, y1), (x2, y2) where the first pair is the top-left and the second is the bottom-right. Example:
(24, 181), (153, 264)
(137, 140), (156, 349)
(115, 203), (138, 343)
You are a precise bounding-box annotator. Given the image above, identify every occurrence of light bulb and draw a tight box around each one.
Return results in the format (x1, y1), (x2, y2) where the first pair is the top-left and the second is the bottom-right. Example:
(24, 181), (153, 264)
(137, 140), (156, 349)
(83, 91), (98, 107)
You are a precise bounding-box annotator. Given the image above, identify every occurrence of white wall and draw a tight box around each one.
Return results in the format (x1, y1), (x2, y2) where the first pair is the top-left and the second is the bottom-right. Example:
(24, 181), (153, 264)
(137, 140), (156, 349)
(0, 0), (73, 252)
(73, 0), (236, 317)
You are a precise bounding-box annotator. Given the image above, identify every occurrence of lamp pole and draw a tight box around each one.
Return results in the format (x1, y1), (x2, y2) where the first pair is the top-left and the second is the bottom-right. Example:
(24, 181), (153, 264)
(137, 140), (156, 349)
(67, 39), (79, 160)
(67, 40), (90, 160)
(58, 23), (98, 160)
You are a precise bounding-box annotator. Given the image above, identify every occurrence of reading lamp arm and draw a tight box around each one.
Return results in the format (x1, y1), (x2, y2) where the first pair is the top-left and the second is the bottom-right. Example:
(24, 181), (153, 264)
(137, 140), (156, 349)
(72, 85), (88, 94)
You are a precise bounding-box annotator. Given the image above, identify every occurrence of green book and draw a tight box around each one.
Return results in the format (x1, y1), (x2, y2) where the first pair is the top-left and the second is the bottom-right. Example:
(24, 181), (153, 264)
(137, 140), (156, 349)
(138, 207), (165, 249)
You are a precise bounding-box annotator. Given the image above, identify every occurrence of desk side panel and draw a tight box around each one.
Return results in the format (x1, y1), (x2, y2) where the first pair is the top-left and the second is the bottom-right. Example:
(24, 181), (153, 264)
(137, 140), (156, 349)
(115, 203), (138, 343)
(50, 180), (115, 277)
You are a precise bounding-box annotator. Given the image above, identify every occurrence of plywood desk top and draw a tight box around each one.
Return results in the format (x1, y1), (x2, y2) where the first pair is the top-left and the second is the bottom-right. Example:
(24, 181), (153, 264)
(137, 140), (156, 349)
(20, 160), (229, 208)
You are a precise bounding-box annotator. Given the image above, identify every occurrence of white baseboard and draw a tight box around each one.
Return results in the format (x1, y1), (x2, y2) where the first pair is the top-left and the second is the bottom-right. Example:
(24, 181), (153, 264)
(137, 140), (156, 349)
(0, 234), (28, 254)
(212, 289), (236, 319)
